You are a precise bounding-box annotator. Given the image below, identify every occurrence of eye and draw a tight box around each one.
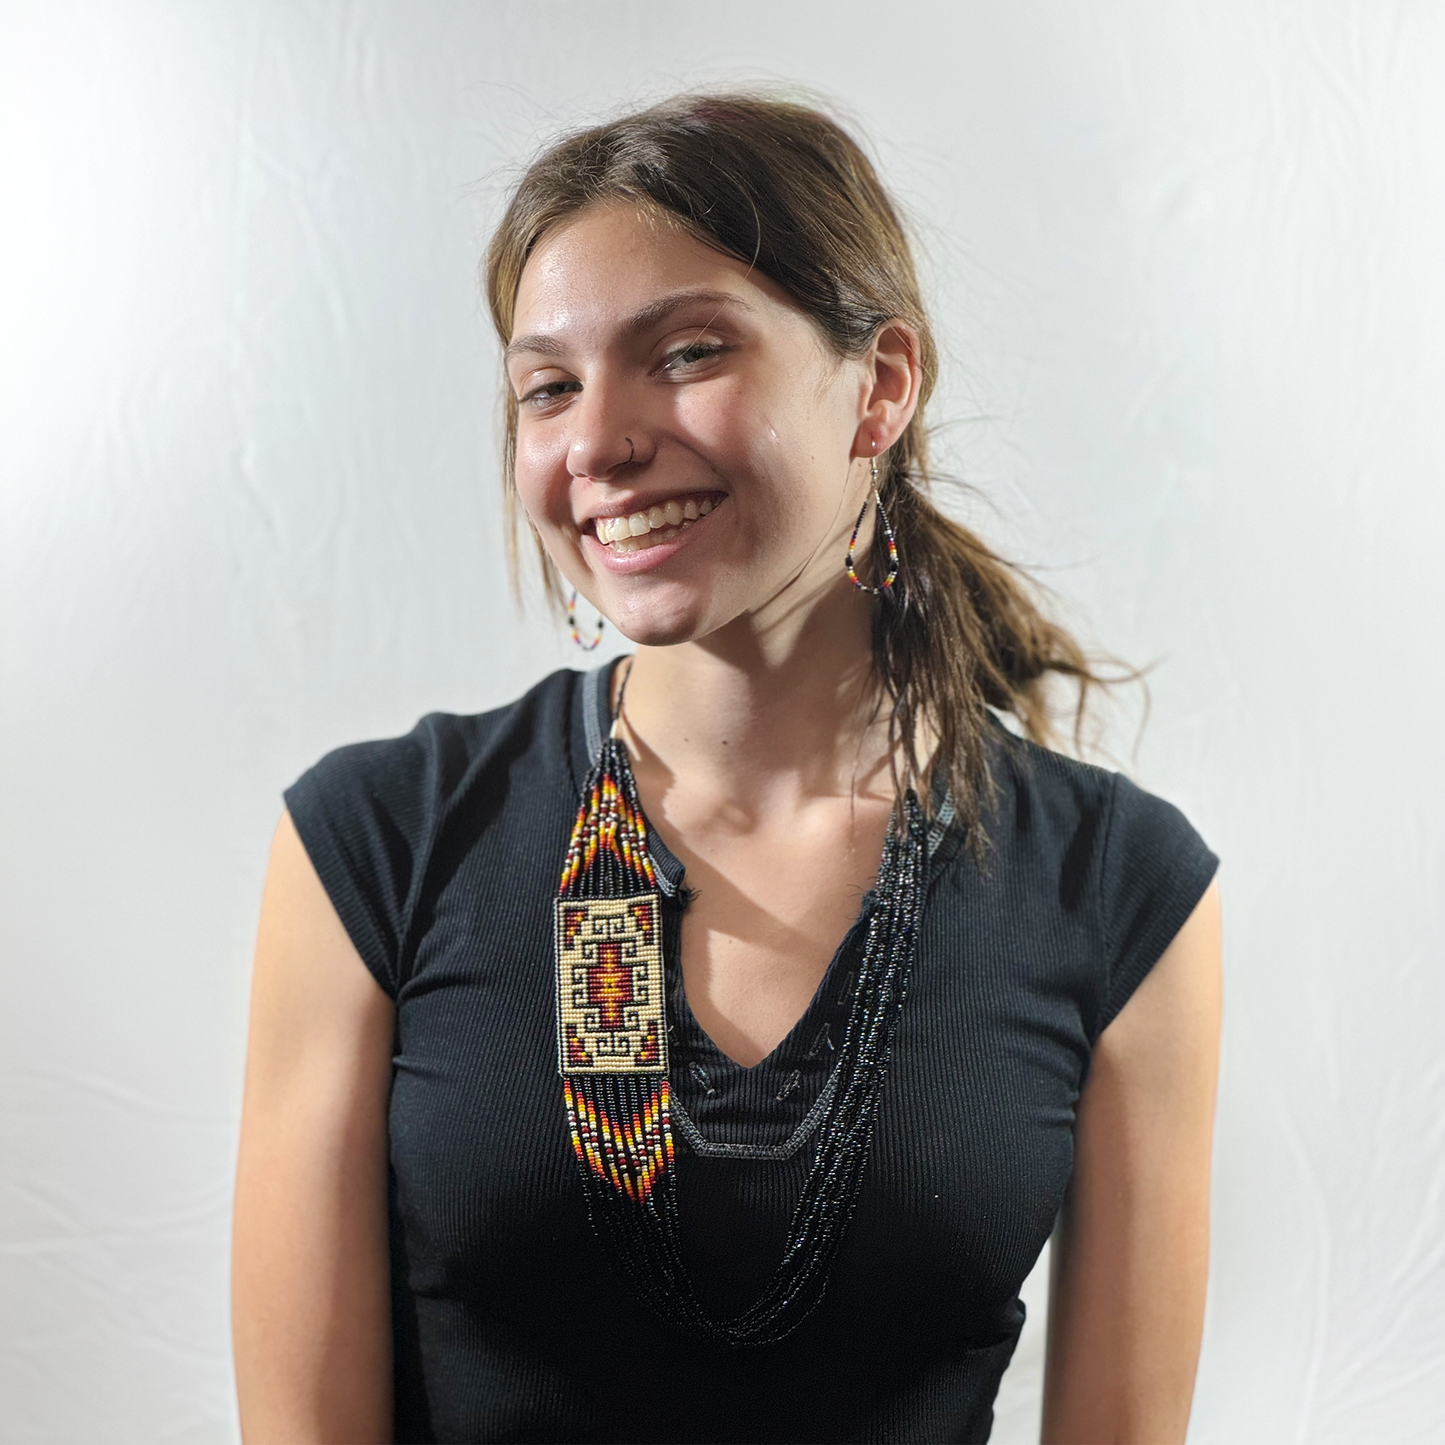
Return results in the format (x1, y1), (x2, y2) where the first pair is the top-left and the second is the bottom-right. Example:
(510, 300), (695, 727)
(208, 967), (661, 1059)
(520, 378), (581, 409)
(660, 341), (727, 374)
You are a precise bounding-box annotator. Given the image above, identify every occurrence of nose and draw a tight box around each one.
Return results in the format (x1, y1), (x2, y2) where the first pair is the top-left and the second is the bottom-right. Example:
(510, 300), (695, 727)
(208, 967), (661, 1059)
(568, 432), (634, 479)
(566, 386), (642, 480)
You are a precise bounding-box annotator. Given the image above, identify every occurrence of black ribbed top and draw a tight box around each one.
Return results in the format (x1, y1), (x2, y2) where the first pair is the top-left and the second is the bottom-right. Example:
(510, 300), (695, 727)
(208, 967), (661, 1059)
(284, 663), (1218, 1444)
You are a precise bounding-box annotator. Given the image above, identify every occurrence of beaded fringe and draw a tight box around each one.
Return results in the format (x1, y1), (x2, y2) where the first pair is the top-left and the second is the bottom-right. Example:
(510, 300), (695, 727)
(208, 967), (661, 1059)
(557, 734), (927, 1346)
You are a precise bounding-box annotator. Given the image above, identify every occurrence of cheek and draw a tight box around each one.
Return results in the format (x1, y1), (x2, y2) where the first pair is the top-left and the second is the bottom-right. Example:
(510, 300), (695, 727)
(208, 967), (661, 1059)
(670, 375), (753, 455)
(512, 426), (572, 530)
(673, 377), (809, 496)
(684, 379), (845, 526)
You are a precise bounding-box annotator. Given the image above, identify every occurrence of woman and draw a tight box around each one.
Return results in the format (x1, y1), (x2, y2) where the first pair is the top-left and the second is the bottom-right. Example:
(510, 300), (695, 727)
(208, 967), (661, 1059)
(232, 94), (1221, 1444)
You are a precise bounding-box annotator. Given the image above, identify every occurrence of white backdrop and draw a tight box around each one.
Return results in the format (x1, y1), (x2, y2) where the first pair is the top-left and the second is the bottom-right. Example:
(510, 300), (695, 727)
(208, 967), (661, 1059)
(2, 3), (1442, 1441)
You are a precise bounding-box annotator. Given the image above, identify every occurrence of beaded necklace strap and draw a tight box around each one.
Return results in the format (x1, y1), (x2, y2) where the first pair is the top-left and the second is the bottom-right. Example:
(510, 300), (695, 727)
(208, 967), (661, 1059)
(555, 674), (927, 1345)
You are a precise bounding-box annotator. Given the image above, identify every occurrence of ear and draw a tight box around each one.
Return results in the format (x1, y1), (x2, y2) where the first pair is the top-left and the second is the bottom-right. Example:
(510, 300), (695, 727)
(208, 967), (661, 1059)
(852, 320), (923, 459)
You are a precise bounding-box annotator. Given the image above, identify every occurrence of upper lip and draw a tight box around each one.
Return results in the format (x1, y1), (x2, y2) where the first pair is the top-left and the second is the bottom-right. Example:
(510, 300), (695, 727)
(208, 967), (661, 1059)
(580, 490), (724, 527)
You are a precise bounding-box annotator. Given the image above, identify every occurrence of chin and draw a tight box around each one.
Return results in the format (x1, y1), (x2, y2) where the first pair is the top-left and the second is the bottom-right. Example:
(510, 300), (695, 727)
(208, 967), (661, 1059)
(606, 592), (727, 649)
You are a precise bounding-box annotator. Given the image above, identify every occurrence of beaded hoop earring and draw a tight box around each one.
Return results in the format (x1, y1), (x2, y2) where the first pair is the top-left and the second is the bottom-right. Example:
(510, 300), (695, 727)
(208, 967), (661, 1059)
(845, 456), (900, 594)
(567, 589), (605, 651)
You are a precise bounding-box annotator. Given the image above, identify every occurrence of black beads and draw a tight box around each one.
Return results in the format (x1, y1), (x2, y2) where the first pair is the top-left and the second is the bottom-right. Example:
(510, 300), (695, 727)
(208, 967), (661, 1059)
(558, 733), (928, 1347)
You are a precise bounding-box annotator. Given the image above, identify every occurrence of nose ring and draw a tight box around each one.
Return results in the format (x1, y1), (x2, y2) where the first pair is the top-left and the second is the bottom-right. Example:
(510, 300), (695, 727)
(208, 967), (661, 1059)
(625, 437), (635, 465)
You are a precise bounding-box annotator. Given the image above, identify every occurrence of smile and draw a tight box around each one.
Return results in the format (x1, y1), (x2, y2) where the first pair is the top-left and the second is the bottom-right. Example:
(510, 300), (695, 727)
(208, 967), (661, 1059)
(591, 492), (725, 554)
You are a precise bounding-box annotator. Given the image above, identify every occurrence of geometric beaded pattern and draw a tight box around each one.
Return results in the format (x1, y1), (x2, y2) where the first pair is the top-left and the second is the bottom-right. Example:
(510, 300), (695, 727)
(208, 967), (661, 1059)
(555, 894), (667, 1074)
(558, 772), (658, 895)
(563, 1075), (673, 1204)
(555, 733), (676, 1213)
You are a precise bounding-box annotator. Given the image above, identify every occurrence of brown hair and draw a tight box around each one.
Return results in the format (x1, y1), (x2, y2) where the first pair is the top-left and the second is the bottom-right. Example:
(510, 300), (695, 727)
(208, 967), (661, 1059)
(485, 91), (1120, 843)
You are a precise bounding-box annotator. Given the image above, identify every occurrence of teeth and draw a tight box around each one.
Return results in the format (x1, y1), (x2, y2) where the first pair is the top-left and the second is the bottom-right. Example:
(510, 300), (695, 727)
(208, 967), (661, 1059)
(594, 494), (720, 547)
(612, 525), (685, 554)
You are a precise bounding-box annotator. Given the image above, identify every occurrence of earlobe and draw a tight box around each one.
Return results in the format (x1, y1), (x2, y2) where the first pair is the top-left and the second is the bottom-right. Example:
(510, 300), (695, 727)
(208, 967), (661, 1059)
(850, 429), (882, 463)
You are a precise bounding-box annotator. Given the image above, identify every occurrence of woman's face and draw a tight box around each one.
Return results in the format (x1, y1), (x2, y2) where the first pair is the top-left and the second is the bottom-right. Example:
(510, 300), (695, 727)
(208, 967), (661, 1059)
(506, 202), (876, 647)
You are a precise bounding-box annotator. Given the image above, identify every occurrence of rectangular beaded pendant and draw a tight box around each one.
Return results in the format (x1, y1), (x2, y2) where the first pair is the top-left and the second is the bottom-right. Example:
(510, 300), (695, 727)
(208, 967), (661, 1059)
(554, 892), (668, 1075)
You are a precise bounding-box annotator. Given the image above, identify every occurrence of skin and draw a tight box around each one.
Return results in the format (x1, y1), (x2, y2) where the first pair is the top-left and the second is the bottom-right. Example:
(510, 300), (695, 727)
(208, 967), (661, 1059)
(233, 813), (393, 1444)
(231, 200), (1223, 1443)
(1043, 881), (1222, 1443)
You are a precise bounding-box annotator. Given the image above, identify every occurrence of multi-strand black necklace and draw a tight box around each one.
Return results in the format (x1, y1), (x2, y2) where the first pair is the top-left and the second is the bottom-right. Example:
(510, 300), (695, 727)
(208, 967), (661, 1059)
(554, 719), (926, 1347)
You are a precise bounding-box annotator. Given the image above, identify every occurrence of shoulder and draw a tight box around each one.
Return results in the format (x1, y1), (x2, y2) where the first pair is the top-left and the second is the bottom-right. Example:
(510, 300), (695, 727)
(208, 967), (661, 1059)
(986, 720), (1115, 836)
(279, 667), (584, 997)
(983, 718), (1212, 874)
(977, 718), (1219, 1037)
(287, 667), (580, 814)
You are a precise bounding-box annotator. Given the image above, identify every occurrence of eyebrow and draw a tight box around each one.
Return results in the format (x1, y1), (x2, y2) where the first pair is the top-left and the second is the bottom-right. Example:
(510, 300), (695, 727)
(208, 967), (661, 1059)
(504, 288), (753, 363)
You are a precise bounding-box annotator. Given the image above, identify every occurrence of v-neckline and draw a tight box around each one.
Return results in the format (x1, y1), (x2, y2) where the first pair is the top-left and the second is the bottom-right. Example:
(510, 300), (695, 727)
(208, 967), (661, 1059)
(582, 655), (880, 1077)
(670, 890), (874, 1075)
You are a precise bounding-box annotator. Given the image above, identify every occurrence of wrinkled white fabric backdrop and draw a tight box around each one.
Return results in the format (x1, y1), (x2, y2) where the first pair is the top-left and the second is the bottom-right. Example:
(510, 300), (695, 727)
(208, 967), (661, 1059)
(2, 2), (1441, 1440)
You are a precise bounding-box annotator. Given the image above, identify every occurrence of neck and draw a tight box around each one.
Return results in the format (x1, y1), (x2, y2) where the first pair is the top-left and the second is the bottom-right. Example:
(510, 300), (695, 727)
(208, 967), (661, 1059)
(616, 581), (891, 816)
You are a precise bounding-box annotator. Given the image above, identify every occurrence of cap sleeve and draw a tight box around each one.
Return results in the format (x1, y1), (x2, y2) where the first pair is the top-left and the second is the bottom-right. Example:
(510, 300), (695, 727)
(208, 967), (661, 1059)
(283, 726), (438, 1000)
(1095, 773), (1219, 1037)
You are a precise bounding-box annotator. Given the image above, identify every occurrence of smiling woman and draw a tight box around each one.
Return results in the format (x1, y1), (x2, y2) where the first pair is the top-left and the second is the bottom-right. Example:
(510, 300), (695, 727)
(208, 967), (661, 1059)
(231, 93), (1221, 1445)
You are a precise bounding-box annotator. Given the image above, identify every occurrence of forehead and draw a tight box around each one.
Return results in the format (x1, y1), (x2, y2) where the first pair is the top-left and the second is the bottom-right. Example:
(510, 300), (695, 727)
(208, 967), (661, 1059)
(510, 201), (803, 344)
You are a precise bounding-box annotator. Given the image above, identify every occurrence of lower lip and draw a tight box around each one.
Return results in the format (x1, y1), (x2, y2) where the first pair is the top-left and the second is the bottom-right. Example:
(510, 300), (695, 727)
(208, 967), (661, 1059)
(582, 503), (725, 575)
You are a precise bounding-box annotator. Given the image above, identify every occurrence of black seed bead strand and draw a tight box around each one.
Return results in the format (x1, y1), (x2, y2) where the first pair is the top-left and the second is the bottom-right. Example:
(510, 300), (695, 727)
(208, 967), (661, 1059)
(564, 738), (929, 1347)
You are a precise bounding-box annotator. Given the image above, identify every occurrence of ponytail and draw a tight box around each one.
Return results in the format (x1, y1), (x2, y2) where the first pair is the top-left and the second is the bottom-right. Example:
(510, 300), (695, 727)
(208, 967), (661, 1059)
(869, 461), (1110, 844)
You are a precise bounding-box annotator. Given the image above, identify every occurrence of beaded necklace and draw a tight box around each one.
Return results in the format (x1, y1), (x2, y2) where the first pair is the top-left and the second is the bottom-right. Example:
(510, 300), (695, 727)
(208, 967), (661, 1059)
(555, 684), (926, 1346)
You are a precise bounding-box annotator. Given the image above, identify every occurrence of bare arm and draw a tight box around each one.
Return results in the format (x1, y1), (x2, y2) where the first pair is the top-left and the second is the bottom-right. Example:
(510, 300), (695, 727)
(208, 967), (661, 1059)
(1041, 881), (1222, 1444)
(232, 812), (395, 1444)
